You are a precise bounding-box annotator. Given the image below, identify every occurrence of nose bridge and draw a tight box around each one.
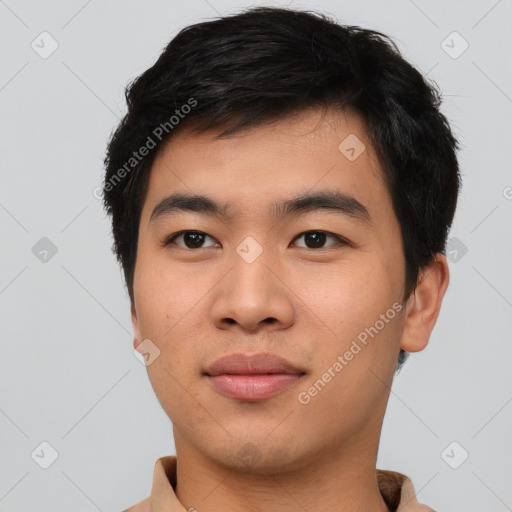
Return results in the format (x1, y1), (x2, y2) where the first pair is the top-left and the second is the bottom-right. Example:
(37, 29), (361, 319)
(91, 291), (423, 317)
(230, 234), (275, 305)
(210, 235), (294, 331)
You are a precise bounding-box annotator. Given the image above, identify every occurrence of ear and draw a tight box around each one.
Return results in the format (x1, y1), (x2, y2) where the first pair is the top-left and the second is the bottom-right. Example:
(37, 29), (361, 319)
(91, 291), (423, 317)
(400, 253), (450, 353)
(131, 302), (142, 350)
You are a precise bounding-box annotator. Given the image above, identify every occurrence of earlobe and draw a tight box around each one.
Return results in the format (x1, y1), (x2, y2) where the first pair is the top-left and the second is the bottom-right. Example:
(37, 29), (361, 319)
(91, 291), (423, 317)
(400, 254), (450, 353)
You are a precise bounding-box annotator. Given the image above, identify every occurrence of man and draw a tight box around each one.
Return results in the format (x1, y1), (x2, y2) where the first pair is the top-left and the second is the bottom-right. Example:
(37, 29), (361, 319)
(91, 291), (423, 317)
(103, 6), (460, 511)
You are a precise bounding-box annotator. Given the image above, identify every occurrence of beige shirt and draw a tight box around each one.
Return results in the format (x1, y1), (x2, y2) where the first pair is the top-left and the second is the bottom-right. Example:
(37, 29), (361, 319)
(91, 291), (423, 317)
(123, 456), (435, 512)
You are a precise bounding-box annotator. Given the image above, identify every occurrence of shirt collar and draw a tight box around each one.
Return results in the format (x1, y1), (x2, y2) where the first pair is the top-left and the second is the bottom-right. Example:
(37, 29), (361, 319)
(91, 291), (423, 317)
(135, 455), (434, 512)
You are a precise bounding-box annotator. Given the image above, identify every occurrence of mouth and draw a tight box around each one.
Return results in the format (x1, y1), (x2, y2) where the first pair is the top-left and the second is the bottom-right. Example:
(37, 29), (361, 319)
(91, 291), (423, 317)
(204, 352), (307, 401)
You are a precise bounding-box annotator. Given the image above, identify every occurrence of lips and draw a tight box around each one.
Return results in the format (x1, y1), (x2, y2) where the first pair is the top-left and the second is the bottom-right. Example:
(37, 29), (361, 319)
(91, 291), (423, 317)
(204, 352), (306, 401)
(204, 352), (304, 376)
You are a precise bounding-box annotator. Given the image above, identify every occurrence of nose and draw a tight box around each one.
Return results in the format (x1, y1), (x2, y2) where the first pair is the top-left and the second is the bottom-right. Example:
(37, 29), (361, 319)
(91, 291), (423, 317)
(210, 250), (295, 333)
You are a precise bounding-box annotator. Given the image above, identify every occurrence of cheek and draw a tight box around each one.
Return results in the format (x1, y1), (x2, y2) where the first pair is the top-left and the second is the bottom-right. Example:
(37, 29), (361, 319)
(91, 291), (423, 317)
(133, 252), (207, 338)
(297, 266), (403, 427)
(133, 254), (211, 369)
(297, 255), (404, 398)
(296, 257), (395, 336)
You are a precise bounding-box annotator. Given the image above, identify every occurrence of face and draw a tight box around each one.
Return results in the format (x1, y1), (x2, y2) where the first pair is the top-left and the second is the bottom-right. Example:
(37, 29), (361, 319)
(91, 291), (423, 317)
(131, 107), (410, 472)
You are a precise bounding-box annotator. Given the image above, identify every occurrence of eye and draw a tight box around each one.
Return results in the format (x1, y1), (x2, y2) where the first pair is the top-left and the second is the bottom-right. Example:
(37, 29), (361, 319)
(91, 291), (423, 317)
(291, 230), (347, 249)
(164, 230), (347, 250)
(165, 230), (219, 249)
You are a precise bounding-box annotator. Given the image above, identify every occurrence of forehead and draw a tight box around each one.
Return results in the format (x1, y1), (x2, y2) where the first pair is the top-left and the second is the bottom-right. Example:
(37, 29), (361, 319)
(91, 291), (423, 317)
(141, 107), (389, 222)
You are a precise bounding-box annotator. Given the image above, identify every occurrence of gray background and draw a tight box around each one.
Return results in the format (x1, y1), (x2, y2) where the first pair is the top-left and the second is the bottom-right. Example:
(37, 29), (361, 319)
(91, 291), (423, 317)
(1, 0), (511, 510)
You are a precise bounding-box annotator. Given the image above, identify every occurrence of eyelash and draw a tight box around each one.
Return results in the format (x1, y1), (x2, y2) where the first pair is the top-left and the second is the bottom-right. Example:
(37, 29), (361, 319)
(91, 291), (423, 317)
(164, 230), (349, 250)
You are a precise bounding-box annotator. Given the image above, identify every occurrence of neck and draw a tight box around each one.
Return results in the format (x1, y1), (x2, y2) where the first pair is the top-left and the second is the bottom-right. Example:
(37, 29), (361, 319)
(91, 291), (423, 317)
(173, 428), (391, 512)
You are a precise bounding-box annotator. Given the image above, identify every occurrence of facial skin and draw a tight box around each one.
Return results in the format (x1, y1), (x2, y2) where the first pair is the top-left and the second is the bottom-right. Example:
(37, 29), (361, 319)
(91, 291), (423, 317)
(131, 107), (449, 512)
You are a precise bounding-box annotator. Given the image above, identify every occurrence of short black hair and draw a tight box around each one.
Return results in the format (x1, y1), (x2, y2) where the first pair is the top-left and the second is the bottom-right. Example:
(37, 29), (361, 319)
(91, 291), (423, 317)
(103, 6), (461, 372)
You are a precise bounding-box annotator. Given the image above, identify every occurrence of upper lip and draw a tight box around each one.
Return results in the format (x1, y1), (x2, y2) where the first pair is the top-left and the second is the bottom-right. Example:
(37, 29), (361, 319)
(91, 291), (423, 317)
(204, 352), (305, 376)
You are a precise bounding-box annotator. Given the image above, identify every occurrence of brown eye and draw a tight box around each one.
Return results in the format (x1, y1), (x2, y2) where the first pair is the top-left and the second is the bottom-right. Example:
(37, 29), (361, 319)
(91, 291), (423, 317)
(166, 231), (219, 249)
(292, 230), (345, 249)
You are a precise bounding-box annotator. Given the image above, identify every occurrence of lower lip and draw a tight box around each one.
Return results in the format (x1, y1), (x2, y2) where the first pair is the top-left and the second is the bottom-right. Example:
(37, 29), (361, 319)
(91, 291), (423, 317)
(207, 373), (302, 400)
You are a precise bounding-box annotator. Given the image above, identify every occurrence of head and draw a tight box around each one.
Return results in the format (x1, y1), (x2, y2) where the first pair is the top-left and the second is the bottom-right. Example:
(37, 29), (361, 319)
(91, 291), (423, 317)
(103, 7), (460, 471)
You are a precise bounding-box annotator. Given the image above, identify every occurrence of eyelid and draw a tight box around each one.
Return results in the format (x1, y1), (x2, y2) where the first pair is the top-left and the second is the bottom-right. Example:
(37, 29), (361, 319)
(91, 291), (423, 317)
(164, 230), (219, 248)
(291, 230), (349, 249)
(164, 229), (350, 250)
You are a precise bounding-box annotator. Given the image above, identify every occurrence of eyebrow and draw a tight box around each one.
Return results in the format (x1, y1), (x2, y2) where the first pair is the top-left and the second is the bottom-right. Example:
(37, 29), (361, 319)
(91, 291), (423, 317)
(149, 190), (371, 225)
